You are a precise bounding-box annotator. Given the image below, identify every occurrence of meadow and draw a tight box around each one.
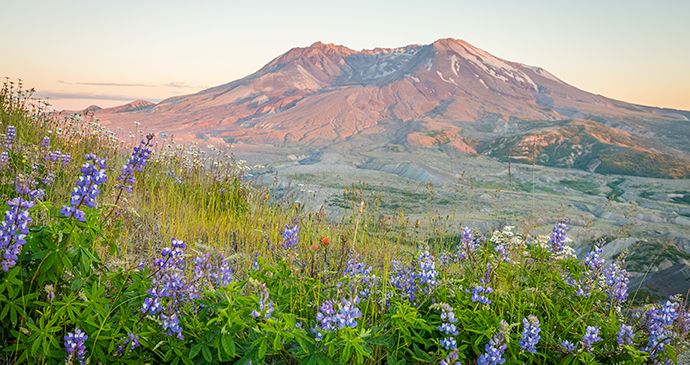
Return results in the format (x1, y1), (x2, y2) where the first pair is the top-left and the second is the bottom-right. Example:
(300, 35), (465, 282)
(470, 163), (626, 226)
(0, 78), (688, 364)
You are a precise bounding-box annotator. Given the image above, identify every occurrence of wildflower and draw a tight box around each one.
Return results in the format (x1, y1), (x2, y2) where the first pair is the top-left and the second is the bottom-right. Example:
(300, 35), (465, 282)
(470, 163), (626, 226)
(603, 261), (630, 304)
(117, 331), (141, 354)
(310, 244), (319, 251)
(643, 299), (679, 356)
(470, 279), (493, 305)
(438, 303), (459, 350)
(40, 136), (50, 148)
(582, 326), (601, 352)
(561, 340), (576, 353)
(281, 223), (299, 249)
(61, 152), (72, 166)
(321, 236), (329, 246)
(343, 253), (375, 298)
(478, 321), (507, 365)
(251, 283), (275, 320)
(116, 133), (154, 193)
(414, 244), (438, 292)
(59, 153), (108, 222)
(0, 197), (35, 271)
(0, 151), (8, 169)
(45, 284), (55, 301)
(617, 324), (635, 346)
(64, 327), (88, 365)
(161, 313), (183, 339)
(4, 125), (16, 150)
(583, 240), (605, 272)
(518, 315), (541, 353)
(334, 295), (362, 329)
(549, 219), (568, 253)
(311, 300), (338, 340)
(457, 226), (481, 260)
(440, 348), (461, 365)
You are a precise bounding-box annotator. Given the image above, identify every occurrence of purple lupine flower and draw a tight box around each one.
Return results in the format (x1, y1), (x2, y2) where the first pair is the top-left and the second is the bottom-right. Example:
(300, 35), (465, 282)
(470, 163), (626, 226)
(64, 327), (88, 364)
(0, 151), (8, 169)
(603, 261), (630, 304)
(440, 348), (461, 365)
(389, 260), (417, 302)
(45, 150), (62, 162)
(583, 240), (605, 272)
(518, 315), (541, 353)
(61, 153), (71, 166)
(59, 153), (108, 222)
(117, 331), (141, 354)
(470, 278), (493, 305)
(311, 300), (338, 340)
(117, 133), (154, 193)
(4, 126), (16, 150)
(617, 324), (635, 345)
(549, 219), (568, 253)
(42, 172), (55, 186)
(561, 340), (576, 353)
(334, 295), (362, 329)
(439, 303), (459, 349)
(251, 283), (275, 320)
(582, 326), (601, 352)
(0, 197), (35, 271)
(457, 226), (481, 261)
(478, 321), (508, 365)
(45, 284), (55, 302)
(40, 136), (50, 148)
(414, 245), (438, 292)
(141, 238), (193, 340)
(281, 223), (299, 249)
(643, 299), (679, 356)
(343, 253), (375, 298)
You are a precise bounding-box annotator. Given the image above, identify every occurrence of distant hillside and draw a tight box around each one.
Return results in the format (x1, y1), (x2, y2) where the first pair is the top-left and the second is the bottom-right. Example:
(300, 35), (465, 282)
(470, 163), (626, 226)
(88, 38), (690, 178)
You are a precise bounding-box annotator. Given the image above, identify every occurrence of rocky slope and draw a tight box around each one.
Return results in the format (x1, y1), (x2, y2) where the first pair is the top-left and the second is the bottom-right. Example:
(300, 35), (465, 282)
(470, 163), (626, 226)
(90, 38), (690, 178)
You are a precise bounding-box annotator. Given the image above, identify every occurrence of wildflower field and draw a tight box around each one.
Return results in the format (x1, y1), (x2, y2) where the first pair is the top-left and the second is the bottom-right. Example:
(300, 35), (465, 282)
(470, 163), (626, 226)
(0, 78), (689, 365)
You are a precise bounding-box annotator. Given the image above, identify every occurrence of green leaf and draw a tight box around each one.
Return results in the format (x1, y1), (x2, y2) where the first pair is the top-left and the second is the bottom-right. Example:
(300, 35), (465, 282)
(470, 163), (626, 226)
(201, 345), (212, 362)
(221, 334), (236, 357)
(300, 353), (333, 365)
(189, 343), (202, 359)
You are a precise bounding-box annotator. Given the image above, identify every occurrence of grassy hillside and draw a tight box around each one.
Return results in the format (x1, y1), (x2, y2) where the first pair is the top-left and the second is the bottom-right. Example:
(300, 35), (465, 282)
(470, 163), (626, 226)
(1, 80), (689, 365)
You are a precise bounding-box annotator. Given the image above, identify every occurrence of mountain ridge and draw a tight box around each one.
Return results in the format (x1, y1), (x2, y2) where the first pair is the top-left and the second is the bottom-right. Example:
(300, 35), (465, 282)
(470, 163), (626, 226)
(88, 38), (690, 178)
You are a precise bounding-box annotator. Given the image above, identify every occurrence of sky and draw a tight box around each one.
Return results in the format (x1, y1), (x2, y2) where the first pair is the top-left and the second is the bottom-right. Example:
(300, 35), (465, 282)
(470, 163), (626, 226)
(1, 0), (689, 111)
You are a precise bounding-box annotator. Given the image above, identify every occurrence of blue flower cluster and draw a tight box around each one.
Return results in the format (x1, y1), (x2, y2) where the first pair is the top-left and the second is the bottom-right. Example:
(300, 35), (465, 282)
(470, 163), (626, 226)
(0, 197), (35, 271)
(470, 278), (493, 305)
(40, 136), (50, 148)
(457, 226), (481, 260)
(312, 300), (338, 340)
(549, 219), (568, 253)
(281, 223), (299, 249)
(582, 326), (601, 352)
(560, 340), (576, 353)
(643, 299), (679, 356)
(440, 348), (461, 365)
(4, 125), (16, 150)
(116, 331), (141, 354)
(343, 253), (375, 298)
(59, 153), (108, 222)
(141, 238), (188, 339)
(310, 295), (362, 339)
(603, 261), (630, 304)
(117, 133), (154, 193)
(616, 324), (635, 346)
(64, 327), (88, 365)
(583, 240), (605, 272)
(389, 245), (439, 303)
(438, 303), (458, 350)
(251, 282), (275, 320)
(518, 315), (541, 353)
(478, 321), (507, 365)
(45, 150), (71, 166)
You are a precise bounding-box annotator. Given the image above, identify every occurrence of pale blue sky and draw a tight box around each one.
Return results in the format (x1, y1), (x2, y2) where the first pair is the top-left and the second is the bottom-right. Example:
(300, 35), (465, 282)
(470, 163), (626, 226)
(1, 0), (689, 110)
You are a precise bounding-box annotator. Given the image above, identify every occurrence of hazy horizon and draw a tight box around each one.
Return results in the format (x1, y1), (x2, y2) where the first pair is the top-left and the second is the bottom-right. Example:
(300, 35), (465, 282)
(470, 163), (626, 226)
(2, 0), (689, 111)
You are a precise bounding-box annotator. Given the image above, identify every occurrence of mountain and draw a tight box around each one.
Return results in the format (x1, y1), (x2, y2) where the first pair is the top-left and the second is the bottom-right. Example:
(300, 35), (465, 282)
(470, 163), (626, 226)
(92, 38), (690, 178)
